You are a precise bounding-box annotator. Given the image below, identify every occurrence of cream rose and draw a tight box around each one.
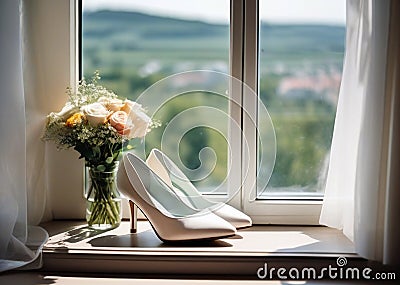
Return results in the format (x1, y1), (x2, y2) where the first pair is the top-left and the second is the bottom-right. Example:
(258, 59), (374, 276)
(127, 110), (151, 138)
(120, 99), (143, 115)
(109, 111), (133, 135)
(98, 97), (124, 112)
(54, 102), (80, 121)
(120, 99), (150, 138)
(81, 103), (109, 126)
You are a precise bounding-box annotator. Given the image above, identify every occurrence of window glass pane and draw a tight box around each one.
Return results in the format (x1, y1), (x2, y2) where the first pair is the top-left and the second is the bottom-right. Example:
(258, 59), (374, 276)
(258, 0), (346, 198)
(82, 0), (230, 194)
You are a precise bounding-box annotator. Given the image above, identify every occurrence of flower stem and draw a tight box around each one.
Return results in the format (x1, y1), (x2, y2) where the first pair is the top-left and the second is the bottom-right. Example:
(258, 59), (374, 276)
(86, 164), (121, 228)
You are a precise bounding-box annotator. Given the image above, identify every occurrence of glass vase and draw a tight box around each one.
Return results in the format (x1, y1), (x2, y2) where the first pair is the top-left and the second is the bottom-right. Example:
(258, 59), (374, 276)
(85, 162), (121, 229)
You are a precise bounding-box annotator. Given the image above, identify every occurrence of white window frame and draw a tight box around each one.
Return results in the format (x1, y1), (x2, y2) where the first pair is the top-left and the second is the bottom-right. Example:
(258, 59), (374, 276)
(240, 0), (323, 224)
(46, 0), (330, 224)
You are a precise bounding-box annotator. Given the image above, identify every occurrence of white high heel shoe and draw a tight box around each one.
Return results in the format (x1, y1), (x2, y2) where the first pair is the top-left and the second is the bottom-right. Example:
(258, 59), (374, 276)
(146, 149), (252, 229)
(117, 152), (237, 242)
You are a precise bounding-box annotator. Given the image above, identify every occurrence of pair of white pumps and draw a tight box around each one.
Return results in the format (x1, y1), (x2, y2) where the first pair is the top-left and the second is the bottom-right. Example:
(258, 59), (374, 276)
(117, 149), (252, 242)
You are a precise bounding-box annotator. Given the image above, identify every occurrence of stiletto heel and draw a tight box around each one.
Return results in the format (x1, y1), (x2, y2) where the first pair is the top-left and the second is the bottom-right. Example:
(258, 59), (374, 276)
(117, 152), (236, 242)
(129, 200), (137, 233)
(146, 149), (252, 229)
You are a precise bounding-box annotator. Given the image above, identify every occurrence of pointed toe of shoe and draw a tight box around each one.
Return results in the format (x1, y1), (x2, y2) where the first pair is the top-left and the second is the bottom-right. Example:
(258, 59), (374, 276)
(181, 214), (237, 240)
(212, 204), (252, 229)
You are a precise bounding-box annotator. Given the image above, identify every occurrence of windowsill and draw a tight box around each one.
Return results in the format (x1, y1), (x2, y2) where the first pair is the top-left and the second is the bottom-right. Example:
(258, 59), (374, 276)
(40, 220), (365, 276)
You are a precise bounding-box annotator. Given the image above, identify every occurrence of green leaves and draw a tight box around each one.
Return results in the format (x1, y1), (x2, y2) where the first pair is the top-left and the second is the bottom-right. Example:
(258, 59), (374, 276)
(96, 165), (106, 171)
(56, 121), (125, 170)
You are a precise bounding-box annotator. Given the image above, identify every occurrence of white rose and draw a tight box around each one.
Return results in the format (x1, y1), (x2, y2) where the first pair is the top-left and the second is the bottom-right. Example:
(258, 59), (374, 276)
(81, 103), (109, 126)
(54, 102), (79, 121)
(120, 99), (143, 115)
(98, 97), (124, 112)
(127, 110), (151, 138)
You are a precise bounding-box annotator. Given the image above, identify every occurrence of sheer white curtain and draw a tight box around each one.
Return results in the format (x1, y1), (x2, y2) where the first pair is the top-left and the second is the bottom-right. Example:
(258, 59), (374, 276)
(0, 0), (48, 272)
(320, 0), (400, 265)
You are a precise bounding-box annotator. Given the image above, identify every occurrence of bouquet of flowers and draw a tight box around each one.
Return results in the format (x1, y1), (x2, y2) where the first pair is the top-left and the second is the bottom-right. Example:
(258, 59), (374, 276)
(43, 71), (155, 228)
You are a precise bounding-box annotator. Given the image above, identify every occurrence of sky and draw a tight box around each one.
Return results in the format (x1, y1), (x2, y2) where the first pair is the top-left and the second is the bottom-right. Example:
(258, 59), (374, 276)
(83, 0), (346, 26)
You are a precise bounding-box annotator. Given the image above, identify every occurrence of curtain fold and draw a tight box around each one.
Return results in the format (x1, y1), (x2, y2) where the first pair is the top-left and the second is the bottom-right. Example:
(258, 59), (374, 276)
(382, 0), (400, 266)
(0, 0), (48, 272)
(320, 0), (399, 265)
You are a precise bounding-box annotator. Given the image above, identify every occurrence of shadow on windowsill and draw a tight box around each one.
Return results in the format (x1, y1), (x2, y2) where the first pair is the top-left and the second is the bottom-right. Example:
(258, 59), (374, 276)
(46, 225), (114, 246)
(88, 229), (234, 248)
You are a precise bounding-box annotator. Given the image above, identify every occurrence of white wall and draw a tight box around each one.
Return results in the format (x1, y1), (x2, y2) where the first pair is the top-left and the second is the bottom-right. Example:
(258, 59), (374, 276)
(23, 0), (85, 220)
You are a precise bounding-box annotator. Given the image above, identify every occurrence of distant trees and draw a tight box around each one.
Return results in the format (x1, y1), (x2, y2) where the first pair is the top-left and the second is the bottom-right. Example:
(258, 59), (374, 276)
(82, 11), (343, 192)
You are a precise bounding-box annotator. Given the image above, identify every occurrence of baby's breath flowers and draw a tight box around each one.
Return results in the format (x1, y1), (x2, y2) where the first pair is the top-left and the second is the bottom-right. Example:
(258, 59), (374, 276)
(43, 71), (156, 228)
